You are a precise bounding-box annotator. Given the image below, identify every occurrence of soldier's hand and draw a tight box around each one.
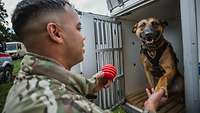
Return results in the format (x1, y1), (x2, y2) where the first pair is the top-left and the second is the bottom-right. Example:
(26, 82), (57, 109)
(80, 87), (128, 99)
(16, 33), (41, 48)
(96, 64), (117, 89)
(103, 80), (112, 88)
(144, 88), (167, 112)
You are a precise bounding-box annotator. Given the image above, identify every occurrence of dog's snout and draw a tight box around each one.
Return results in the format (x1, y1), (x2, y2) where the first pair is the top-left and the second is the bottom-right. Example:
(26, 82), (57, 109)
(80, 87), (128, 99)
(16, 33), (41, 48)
(144, 32), (153, 38)
(143, 27), (153, 37)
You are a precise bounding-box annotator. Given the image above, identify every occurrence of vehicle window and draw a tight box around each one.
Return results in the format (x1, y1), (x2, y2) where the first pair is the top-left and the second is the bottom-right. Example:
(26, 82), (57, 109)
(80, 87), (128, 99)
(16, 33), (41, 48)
(0, 42), (6, 52)
(6, 44), (17, 51)
(0, 43), (3, 52)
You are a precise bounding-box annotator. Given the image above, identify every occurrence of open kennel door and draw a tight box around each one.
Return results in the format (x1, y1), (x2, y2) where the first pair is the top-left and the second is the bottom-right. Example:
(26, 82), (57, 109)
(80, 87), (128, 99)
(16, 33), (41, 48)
(79, 13), (125, 109)
(93, 17), (125, 109)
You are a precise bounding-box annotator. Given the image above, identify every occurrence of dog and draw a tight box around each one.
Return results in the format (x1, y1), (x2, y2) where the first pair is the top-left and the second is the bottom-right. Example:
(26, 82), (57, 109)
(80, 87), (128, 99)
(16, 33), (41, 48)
(132, 17), (184, 98)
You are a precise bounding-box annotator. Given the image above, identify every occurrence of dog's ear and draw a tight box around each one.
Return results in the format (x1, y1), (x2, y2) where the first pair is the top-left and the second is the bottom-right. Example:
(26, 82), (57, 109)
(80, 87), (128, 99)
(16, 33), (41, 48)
(132, 23), (138, 33)
(160, 20), (168, 27)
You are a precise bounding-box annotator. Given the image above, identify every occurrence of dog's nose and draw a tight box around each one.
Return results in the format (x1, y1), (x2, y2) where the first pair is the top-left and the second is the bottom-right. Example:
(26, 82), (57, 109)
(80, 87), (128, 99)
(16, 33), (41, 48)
(144, 32), (153, 38)
(143, 28), (154, 37)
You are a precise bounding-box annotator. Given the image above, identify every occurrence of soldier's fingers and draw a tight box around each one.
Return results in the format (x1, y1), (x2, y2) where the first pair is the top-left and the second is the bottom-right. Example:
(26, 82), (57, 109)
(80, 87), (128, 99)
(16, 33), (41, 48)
(104, 80), (112, 88)
(95, 72), (103, 79)
(151, 88), (155, 93)
(146, 88), (151, 97)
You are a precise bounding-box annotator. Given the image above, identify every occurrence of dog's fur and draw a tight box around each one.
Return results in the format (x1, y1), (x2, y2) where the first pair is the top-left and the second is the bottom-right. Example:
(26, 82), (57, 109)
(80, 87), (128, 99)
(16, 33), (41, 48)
(132, 17), (184, 97)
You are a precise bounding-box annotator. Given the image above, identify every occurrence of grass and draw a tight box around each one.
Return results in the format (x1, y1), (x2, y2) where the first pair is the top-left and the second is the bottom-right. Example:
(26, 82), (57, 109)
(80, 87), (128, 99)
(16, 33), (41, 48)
(112, 106), (127, 113)
(0, 83), (13, 112)
(0, 59), (21, 112)
(12, 59), (21, 75)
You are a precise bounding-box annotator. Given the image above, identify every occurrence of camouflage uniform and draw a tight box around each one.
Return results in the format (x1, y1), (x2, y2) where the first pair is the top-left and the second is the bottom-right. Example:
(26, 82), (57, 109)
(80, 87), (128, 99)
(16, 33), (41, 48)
(2, 53), (110, 113)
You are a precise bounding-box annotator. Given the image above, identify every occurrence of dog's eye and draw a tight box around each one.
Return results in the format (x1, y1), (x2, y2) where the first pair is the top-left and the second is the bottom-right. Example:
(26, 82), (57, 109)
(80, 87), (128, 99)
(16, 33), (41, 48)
(138, 22), (146, 28)
(151, 21), (159, 27)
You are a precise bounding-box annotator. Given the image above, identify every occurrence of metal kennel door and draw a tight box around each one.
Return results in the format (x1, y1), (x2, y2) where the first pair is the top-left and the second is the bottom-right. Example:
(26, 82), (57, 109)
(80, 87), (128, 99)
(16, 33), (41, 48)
(93, 18), (125, 109)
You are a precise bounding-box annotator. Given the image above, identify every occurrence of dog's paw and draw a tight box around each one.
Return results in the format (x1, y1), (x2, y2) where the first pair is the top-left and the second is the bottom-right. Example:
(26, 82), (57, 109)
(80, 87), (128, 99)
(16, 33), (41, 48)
(155, 77), (168, 96)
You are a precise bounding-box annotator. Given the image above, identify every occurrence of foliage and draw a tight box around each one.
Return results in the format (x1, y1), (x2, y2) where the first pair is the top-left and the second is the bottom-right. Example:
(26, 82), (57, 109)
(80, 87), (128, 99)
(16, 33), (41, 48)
(0, 82), (12, 112)
(0, 0), (17, 42)
(0, 59), (21, 112)
(12, 59), (21, 75)
(112, 106), (127, 113)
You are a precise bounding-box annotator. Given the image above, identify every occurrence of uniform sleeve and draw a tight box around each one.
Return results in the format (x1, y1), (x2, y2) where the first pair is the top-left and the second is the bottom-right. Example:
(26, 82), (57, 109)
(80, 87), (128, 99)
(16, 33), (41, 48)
(3, 91), (105, 113)
(3, 78), (107, 113)
(56, 96), (110, 113)
(68, 71), (107, 99)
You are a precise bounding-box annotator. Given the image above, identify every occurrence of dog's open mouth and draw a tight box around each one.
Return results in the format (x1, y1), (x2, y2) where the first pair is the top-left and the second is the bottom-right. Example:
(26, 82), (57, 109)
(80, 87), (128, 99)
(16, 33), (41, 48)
(146, 38), (154, 44)
(143, 37), (154, 44)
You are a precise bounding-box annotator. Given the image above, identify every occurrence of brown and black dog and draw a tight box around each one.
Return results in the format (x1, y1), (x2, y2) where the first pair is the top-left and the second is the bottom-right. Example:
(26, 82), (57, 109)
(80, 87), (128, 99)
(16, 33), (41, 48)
(132, 17), (184, 98)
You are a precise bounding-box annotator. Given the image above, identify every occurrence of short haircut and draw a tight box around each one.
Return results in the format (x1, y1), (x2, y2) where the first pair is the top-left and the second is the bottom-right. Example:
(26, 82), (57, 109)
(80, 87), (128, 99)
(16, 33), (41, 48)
(11, 0), (72, 40)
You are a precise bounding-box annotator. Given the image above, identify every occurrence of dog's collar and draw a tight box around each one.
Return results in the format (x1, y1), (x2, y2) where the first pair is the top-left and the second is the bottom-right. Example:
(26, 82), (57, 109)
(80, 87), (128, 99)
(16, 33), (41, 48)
(140, 40), (169, 66)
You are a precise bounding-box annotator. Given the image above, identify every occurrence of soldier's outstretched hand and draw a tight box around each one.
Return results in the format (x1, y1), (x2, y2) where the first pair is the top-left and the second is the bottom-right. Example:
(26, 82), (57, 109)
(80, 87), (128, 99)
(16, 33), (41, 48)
(144, 88), (167, 113)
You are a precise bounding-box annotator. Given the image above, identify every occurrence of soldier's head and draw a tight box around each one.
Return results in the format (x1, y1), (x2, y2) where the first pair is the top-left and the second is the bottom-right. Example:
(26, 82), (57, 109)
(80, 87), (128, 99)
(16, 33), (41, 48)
(12, 0), (85, 69)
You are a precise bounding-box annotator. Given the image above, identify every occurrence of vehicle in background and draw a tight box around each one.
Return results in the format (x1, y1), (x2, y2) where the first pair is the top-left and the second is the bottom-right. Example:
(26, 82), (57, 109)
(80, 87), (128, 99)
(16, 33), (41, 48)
(5, 42), (26, 59)
(0, 42), (13, 83)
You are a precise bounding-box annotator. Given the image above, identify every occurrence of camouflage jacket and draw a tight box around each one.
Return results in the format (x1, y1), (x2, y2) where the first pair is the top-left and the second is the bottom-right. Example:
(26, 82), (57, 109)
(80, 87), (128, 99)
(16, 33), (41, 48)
(2, 53), (110, 113)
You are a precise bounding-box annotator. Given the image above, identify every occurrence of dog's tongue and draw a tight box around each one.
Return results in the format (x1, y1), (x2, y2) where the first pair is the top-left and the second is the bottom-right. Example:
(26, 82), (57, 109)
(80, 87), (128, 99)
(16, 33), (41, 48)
(146, 38), (154, 44)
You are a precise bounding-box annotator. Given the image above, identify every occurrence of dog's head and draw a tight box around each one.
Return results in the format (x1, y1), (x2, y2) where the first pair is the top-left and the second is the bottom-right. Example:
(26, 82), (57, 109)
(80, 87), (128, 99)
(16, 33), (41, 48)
(132, 18), (168, 46)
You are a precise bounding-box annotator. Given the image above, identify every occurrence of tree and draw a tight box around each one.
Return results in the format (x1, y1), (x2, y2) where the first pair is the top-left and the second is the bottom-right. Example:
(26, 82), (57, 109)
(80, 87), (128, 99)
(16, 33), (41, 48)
(0, 0), (16, 42)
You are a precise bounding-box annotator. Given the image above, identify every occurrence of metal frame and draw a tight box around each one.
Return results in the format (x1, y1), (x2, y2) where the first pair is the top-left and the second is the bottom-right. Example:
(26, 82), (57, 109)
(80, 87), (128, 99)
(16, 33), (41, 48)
(180, 0), (200, 112)
(93, 18), (125, 109)
(108, 0), (156, 17)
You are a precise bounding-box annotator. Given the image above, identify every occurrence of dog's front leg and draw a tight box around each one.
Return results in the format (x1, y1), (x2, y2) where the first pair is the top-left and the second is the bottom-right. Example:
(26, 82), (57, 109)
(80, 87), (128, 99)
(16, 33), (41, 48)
(143, 58), (155, 89)
(155, 65), (176, 97)
(155, 46), (178, 97)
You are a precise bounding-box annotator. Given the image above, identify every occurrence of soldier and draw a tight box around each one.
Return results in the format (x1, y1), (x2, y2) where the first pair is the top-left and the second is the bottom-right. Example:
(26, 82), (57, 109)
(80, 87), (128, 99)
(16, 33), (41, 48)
(3, 0), (165, 113)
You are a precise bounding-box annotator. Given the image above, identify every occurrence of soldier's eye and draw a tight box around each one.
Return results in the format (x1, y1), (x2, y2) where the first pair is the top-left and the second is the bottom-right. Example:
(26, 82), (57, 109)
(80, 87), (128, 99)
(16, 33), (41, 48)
(139, 22), (146, 28)
(77, 23), (82, 31)
(77, 26), (82, 31)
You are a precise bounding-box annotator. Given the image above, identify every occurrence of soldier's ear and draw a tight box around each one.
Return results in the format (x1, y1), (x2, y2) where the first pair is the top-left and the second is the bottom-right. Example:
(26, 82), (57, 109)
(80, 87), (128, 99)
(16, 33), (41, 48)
(47, 22), (64, 44)
(132, 23), (138, 33)
(160, 20), (168, 28)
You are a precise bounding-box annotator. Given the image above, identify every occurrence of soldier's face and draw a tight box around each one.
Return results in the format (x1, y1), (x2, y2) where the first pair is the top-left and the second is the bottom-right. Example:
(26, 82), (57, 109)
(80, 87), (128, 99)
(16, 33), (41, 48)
(59, 7), (85, 66)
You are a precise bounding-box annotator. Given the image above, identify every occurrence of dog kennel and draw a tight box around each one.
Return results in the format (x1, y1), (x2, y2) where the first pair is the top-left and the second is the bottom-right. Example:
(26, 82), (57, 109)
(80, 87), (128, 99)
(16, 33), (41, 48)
(72, 0), (200, 113)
